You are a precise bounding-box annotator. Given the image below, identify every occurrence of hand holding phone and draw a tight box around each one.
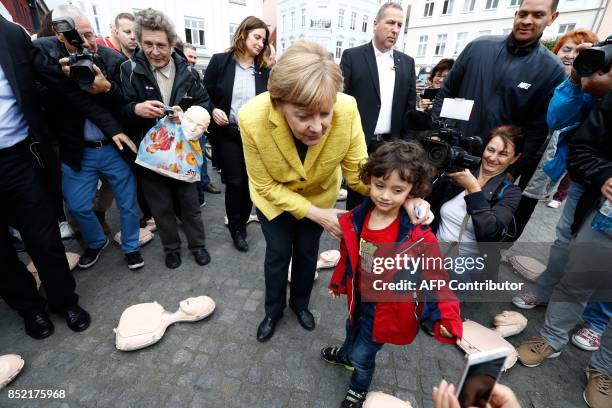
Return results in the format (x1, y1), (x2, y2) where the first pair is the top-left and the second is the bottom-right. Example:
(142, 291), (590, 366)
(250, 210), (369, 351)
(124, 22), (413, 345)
(456, 348), (509, 408)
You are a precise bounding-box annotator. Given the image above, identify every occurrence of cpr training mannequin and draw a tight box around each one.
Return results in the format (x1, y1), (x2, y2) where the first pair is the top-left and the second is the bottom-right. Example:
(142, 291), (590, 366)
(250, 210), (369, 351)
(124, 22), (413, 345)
(0, 354), (24, 389)
(180, 105), (210, 141)
(114, 296), (215, 351)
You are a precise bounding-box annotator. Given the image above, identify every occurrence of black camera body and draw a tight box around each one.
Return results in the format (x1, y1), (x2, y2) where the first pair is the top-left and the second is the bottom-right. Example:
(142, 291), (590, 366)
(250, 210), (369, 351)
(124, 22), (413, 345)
(163, 107), (175, 118)
(422, 120), (482, 173)
(574, 35), (612, 77)
(52, 17), (104, 89)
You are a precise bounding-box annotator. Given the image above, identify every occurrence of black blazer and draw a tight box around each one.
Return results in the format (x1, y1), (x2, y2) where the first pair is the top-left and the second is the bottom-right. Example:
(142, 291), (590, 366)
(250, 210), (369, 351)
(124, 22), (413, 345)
(203, 51), (270, 133)
(340, 42), (416, 145)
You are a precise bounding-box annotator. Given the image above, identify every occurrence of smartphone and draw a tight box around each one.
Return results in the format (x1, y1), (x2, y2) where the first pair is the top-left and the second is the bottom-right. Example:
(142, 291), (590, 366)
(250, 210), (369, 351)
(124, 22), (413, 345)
(456, 347), (509, 408)
(421, 88), (440, 101)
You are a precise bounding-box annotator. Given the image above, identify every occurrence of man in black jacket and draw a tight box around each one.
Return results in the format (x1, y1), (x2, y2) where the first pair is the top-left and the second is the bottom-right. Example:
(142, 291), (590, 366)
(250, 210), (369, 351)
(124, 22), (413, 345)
(31, 5), (143, 271)
(340, 2), (416, 209)
(120, 8), (212, 269)
(0, 15), (90, 339)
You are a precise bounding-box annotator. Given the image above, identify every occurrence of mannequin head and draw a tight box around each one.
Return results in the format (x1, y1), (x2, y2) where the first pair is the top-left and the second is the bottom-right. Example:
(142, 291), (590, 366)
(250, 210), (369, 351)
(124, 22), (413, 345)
(181, 106), (210, 139)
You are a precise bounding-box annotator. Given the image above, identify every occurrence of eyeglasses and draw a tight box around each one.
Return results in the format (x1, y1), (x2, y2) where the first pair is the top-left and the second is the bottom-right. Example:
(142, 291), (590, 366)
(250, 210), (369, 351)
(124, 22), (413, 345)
(142, 42), (170, 52)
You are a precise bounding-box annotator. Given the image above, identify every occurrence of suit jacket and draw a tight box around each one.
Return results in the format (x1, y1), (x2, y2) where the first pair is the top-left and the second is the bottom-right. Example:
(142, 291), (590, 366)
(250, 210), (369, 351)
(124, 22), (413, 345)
(340, 42), (416, 145)
(203, 51), (270, 133)
(238, 92), (370, 221)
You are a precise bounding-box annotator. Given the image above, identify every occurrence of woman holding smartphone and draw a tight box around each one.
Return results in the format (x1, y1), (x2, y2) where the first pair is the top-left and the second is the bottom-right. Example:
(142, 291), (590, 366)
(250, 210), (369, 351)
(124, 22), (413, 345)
(418, 58), (454, 112)
(203, 16), (271, 252)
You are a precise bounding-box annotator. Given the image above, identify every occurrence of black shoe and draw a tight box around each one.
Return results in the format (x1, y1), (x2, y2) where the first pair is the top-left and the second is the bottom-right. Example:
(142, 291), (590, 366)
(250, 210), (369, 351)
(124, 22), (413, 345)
(51, 305), (91, 332)
(78, 238), (109, 269)
(230, 229), (249, 252)
(193, 248), (211, 265)
(420, 319), (436, 337)
(203, 183), (221, 194)
(165, 252), (181, 269)
(257, 315), (280, 342)
(293, 308), (315, 331)
(125, 251), (145, 270)
(340, 388), (367, 408)
(23, 311), (54, 339)
(321, 346), (354, 371)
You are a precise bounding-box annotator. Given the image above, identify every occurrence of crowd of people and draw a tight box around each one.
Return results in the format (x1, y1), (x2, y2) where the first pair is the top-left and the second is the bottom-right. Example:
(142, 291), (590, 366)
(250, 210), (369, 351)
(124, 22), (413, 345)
(1, 0), (611, 406)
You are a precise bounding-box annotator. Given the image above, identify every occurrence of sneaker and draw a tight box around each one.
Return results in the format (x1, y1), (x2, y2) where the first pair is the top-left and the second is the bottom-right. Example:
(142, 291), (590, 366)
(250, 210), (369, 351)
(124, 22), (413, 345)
(572, 328), (601, 352)
(125, 251), (144, 270)
(517, 337), (561, 367)
(584, 367), (612, 408)
(511, 293), (546, 310)
(78, 239), (109, 269)
(199, 200), (207, 208)
(321, 346), (354, 371)
(340, 388), (367, 408)
(547, 199), (561, 209)
(59, 221), (75, 239)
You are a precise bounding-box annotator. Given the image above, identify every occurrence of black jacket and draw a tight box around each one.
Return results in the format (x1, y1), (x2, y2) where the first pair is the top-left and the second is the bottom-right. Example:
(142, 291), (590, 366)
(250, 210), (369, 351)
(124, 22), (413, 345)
(31, 37), (127, 170)
(431, 35), (566, 179)
(568, 92), (612, 233)
(203, 51), (270, 134)
(119, 49), (212, 144)
(340, 42), (416, 145)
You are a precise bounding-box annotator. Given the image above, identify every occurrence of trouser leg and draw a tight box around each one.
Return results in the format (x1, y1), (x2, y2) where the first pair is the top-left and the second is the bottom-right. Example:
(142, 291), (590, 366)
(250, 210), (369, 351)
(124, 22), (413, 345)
(288, 217), (323, 311)
(141, 171), (181, 253)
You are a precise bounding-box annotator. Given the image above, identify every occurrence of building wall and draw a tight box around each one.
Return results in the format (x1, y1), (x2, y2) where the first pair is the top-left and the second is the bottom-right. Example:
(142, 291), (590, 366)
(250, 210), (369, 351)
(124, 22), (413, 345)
(596, 0), (612, 39)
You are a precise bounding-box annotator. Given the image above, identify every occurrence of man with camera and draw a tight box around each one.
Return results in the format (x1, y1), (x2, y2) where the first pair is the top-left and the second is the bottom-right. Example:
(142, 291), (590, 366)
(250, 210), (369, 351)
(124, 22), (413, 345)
(31, 5), (143, 271)
(120, 8), (212, 269)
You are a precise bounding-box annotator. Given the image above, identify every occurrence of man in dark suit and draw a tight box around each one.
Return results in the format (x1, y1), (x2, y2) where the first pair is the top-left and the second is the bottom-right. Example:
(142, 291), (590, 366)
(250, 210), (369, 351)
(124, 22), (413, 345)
(340, 2), (416, 209)
(0, 15), (90, 339)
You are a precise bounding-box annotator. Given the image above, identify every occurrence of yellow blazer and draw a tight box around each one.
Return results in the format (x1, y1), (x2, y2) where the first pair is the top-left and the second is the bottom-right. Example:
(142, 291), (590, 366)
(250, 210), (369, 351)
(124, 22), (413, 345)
(238, 92), (370, 221)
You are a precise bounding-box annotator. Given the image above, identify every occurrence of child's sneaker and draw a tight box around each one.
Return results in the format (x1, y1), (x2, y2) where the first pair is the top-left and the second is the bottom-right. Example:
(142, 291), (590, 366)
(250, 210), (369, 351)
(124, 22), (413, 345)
(572, 327), (601, 351)
(511, 293), (546, 309)
(517, 337), (561, 367)
(321, 346), (354, 371)
(584, 367), (612, 408)
(340, 387), (367, 408)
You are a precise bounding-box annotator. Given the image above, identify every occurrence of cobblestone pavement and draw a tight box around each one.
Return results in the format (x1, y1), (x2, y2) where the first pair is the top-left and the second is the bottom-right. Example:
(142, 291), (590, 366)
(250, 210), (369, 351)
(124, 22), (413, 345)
(0, 168), (591, 407)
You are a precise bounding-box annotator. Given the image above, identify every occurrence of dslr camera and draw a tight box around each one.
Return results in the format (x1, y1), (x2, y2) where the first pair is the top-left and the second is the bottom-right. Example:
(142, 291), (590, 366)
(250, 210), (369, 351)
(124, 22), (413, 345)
(421, 120), (483, 173)
(573, 35), (612, 77)
(52, 17), (104, 89)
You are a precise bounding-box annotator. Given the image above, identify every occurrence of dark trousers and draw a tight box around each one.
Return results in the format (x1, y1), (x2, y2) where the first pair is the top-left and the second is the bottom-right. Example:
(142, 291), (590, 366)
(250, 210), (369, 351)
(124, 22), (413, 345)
(0, 140), (78, 314)
(216, 125), (252, 232)
(346, 138), (387, 210)
(340, 303), (384, 392)
(511, 159), (541, 241)
(257, 209), (323, 319)
(141, 170), (206, 253)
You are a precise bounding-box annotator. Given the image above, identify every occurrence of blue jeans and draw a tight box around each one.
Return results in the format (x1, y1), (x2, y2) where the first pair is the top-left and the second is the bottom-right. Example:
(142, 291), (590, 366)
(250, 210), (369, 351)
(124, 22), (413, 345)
(582, 302), (612, 335)
(61, 145), (139, 253)
(340, 303), (383, 392)
(197, 137), (211, 203)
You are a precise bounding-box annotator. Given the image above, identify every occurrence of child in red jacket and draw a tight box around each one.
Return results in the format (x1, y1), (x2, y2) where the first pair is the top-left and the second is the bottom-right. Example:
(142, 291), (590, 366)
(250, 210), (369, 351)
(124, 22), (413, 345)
(323, 140), (463, 408)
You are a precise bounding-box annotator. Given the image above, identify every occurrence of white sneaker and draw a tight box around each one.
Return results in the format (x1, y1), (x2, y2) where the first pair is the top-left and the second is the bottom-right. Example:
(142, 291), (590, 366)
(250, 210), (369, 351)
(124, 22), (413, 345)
(512, 293), (546, 309)
(547, 199), (561, 209)
(572, 327), (601, 352)
(59, 221), (75, 239)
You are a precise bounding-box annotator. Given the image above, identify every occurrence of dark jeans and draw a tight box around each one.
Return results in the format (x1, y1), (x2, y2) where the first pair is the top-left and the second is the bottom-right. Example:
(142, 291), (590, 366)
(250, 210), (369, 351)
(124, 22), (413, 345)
(340, 303), (384, 392)
(257, 209), (323, 319)
(508, 159), (540, 242)
(216, 125), (252, 232)
(141, 170), (206, 253)
(0, 140), (78, 314)
(196, 137), (212, 204)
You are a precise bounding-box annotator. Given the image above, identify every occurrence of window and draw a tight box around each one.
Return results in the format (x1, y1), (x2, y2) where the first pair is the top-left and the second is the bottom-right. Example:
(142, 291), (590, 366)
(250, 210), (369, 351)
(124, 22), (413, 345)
(281, 40), (286, 51)
(282, 14), (286, 31)
(435, 34), (447, 56)
(479, 30), (491, 37)
(185, 18), (205, 47)
(349, 42), (354, 48)
(229, 0), (246, 4)
(558, 23), (576, 36)
(92, 4), (101, 34)
(442, 0), (454, 15)
(485, 0), (499, 9)
(417, 35), (428, 57)
(509, 0), (520, 6)
(455, 32), (468, 54)
(301, 8), (306, 27)
(338, 9), (344, 28)
(311, 18), (332, 29)
(350, 12), (357, 30)
(362, 15), (368, 32)
(502, 28), (512, 35)
(229, 23), (238, 43)
(336, 41), (343, 59)
(463, 0), (475, 12)
(424, 1), (434, 17)
(291, 11), (295, 30)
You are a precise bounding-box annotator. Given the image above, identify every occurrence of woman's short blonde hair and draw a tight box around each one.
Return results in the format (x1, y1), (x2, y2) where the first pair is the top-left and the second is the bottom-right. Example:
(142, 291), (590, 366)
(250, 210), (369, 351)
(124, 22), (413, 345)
(268, 41), (343, 110)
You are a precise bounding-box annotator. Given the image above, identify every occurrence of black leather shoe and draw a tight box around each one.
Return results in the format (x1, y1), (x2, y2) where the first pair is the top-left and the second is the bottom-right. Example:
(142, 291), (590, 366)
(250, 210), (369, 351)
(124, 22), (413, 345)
(294, 309), (315, 331)
(23, 311), (54, 339)
(230, 230), (249, 252)
(193, 248), (211, 265)
(203, 183), (221, 194)
(165, 252), (181, 269)
(52, 305), (91, 332)
(257, 315), (280, 342)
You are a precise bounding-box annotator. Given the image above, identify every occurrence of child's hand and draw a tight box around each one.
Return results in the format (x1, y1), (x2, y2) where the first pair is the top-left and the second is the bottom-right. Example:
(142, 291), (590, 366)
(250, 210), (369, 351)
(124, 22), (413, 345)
(440, 324), (453, 339)
(329, 290), (340, 300)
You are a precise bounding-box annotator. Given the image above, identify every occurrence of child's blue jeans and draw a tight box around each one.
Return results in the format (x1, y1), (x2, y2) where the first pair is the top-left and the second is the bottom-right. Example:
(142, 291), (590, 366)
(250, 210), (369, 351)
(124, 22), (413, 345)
(340, 302), (383, 392)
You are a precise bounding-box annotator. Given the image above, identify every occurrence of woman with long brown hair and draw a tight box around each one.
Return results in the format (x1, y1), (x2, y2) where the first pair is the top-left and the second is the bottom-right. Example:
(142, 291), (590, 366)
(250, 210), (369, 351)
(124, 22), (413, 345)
(203, 16), (271, 252)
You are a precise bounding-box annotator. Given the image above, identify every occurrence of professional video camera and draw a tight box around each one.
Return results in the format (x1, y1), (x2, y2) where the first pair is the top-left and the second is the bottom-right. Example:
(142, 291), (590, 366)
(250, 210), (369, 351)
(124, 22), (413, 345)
(51, 17), (104, 89)
(573, 35), (612, 77)
(421, 119), (483, 173)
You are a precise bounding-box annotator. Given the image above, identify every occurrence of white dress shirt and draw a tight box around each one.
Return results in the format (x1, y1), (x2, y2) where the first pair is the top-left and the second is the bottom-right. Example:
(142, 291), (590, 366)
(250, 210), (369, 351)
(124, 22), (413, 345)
(372, 44), (395, 135)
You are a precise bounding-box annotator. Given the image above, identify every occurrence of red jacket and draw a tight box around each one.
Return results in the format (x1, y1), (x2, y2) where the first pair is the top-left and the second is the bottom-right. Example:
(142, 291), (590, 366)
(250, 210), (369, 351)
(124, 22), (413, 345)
(329, 199), (463, 345)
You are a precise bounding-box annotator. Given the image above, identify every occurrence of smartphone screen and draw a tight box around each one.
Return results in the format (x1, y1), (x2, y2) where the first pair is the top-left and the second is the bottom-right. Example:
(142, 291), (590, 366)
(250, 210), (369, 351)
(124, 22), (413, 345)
(457, 356), (506, 408)
(422, 88), (440, 101)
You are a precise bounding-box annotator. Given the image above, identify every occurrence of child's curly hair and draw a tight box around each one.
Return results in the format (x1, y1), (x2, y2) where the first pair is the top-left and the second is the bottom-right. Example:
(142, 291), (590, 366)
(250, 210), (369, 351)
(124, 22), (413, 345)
(359, 140), (434, 198)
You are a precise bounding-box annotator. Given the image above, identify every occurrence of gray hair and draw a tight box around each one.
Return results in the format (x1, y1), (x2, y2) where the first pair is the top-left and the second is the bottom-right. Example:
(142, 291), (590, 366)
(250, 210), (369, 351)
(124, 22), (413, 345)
(375, 2), (403, 22)
(134, 8), (177, 46)
(183, 43), (197, 51)
(52, 4), (84, 21)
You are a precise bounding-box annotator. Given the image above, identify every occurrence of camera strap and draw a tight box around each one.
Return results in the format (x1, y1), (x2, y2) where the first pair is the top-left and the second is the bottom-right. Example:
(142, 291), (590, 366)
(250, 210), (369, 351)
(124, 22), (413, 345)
(443, 213), (471, 258)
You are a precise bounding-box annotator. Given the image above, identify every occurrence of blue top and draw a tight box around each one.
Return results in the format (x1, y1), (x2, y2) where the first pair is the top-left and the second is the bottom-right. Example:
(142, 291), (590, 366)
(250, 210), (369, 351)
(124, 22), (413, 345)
(0, 64), (29, 149)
